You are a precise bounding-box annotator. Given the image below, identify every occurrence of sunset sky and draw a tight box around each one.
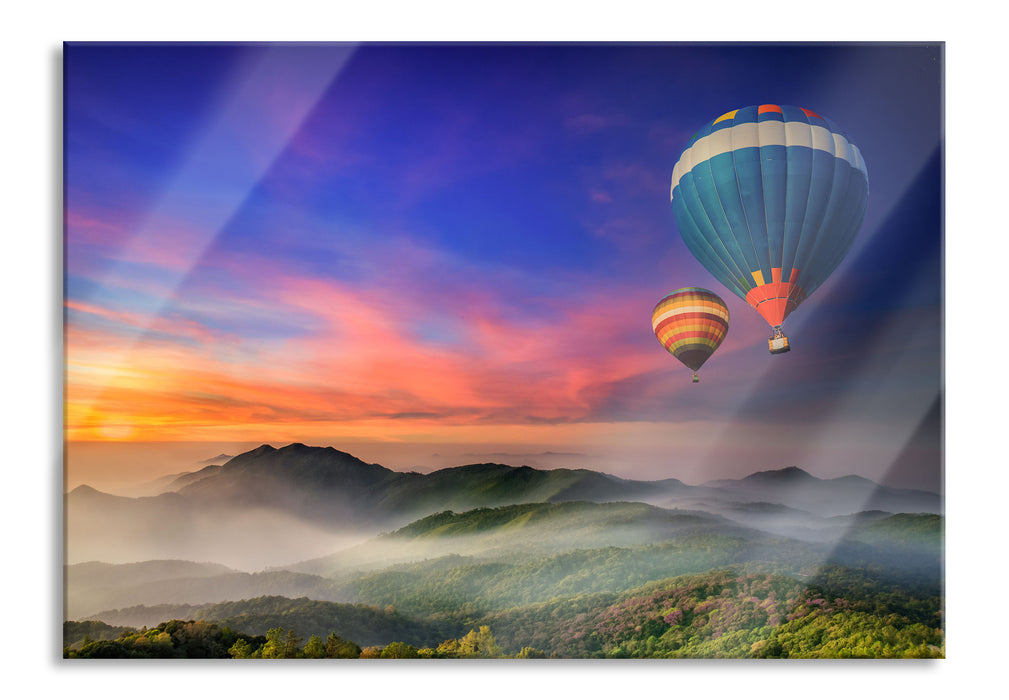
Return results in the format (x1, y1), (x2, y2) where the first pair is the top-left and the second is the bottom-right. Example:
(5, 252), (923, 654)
(63, 42), (943, 491)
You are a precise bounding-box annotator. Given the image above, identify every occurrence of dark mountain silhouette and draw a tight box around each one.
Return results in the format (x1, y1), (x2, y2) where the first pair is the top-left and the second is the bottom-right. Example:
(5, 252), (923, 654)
(173, 443), (405, 522)
(122, 443), (692, 528)
(112, 455), (236, 497)
(699, 466), (940, 517)
(164, 464), (225, 492)
(371, 462), (688, 521)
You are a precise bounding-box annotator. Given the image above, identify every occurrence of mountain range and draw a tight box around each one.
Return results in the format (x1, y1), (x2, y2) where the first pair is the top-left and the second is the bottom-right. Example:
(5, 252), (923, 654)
(64, 443), (944, 658)
(66, 442), (941, 572)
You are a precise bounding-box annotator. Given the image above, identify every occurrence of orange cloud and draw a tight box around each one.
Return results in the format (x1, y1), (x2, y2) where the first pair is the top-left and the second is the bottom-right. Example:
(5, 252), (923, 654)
(64, 263), (675, 443)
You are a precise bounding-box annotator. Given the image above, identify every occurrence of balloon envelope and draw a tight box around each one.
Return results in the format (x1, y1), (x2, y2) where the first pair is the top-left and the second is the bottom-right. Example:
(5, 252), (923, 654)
(670, 105), (868, 329)
(652, 287), (729, 372)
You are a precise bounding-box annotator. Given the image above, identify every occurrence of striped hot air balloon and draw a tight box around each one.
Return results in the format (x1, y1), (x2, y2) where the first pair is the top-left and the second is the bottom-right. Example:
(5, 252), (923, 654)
(670, 105), (868, 354)
(651, 287), (729, 383)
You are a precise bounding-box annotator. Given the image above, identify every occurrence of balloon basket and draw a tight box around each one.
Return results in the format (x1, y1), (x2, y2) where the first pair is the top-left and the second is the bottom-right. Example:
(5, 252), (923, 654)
(768, 328), (790, 355)
(692, 373), (699, 383)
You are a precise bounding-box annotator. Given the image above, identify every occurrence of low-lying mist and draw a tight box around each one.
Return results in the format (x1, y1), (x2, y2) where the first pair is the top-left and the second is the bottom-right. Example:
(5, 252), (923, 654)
(66, 503), (375, 572)
(290, 508), (740, 576)
(63, 442), (943, 641)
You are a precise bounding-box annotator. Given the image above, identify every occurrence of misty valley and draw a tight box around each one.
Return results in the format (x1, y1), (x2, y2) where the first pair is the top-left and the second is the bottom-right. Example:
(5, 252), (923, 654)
(64, 443), (944, 659)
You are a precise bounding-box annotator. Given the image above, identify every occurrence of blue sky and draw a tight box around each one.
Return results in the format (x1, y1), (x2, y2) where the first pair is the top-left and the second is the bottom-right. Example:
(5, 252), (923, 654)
(62, 42), (943, 491)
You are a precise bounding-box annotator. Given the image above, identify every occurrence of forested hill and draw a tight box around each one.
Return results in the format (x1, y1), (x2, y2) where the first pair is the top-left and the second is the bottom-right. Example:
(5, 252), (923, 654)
(69, 508), (941, 626)
(82, 595), (457, 649)
(66, 567), (944, 659)
(289, 500), (759, 577)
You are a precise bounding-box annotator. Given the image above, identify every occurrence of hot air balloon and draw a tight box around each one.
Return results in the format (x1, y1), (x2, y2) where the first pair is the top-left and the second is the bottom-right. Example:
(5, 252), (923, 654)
(652, 287), (729, 383)
(670, 105), (868, 354)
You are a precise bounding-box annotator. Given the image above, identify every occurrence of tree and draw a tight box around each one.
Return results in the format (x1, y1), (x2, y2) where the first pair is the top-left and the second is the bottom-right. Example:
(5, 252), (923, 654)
(150, 631), (174, 657)
(380, 641), (419, 658)
(284, 630), (304, 659)
(455, 626), (502, 658)
(436, 638), (461, 657)
(515, 647), (547, 659)
(325, 633), (362, 659)
(229, 639), (254, 659)
(259, 628), (286, 659)
(475, 626), (503, 657)
(303, 635), (325, 659)
(458, 629), (481, 657)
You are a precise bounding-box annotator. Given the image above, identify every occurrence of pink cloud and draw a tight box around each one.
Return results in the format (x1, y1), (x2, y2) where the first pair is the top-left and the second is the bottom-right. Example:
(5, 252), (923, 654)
(65, 209), (131, 247)
(151, 259), (659, 428)
(66, 201), (217, 276)
(66, 216), (739, 439)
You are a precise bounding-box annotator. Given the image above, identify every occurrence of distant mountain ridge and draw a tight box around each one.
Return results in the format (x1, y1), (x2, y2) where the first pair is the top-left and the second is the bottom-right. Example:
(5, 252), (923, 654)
(86, 443), (696, 527)
(111, 454), (234, 498)
(67, 443), (942, 569)
(197, 453), (234, 466)
(697, 465), (940, 516)
(165, 464), (225, 492)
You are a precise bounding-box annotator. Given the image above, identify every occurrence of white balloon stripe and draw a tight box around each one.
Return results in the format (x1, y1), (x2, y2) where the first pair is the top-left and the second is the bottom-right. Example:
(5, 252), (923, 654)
(672, 121), (865, 191)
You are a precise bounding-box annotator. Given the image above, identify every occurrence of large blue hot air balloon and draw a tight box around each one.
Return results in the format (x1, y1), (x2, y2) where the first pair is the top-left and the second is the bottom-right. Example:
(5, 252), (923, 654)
(670, 105), (868, 354)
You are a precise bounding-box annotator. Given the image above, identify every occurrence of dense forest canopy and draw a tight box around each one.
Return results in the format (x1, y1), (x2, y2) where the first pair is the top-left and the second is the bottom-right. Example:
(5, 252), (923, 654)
(66, 565), (942, 659)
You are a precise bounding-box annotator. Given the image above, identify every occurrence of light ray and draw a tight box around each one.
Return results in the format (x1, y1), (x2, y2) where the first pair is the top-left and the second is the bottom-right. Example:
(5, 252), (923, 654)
(66, 44), (358, 436)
